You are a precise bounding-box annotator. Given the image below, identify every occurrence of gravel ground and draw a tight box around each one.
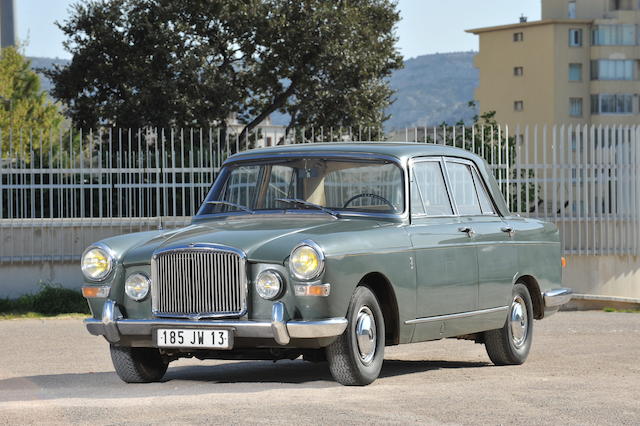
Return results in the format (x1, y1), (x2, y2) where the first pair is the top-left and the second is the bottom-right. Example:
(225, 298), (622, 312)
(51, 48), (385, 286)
(0, 311), (638, 425)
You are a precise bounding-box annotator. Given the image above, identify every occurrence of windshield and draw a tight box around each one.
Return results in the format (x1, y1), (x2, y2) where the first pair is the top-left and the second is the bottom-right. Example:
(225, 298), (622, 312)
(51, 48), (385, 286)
(197, 157), (405, 216)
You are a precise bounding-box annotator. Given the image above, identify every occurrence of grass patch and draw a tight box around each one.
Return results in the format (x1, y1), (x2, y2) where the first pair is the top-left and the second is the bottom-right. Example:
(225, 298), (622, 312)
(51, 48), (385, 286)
(603, 307), (640, 313)
(0, 283), (90, 319)
(0, 312), (87, 320)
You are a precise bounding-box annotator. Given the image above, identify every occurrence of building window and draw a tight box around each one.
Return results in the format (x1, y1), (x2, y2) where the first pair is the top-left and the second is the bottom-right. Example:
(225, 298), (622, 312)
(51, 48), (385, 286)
(592, 25), (637, 45)
(610, 0), (635, 10)
(569, 29), (583, 46)
(570, 98), (583, 117)
(568, 1), (577, 18)
(569, 63), (583, 81)
(591, 94), (634, 114)
(513, 32), (524, 42)
(591, 60), (636, 80)
(514, 66), (524, 76)
(514, 100), (524, 111)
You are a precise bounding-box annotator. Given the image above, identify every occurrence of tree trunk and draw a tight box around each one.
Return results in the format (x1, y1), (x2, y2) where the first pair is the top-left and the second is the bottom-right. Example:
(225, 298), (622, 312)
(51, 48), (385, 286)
(238, 79), (299, 145)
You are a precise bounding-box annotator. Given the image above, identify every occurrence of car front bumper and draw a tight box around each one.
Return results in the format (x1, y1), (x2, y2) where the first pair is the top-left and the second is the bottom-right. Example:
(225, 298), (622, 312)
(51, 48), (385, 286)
(85, 300), (348, 346)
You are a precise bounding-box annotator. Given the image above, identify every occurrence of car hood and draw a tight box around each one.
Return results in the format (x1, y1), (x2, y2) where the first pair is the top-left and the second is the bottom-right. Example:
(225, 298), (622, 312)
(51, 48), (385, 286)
(115, 215), (393, 266)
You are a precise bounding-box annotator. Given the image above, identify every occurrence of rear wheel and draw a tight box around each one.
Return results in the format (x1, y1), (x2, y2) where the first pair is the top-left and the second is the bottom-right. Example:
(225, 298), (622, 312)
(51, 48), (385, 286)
(484, 283), (534, 365)
(325, 286), (385, 386)
(110, 345), (168, 383)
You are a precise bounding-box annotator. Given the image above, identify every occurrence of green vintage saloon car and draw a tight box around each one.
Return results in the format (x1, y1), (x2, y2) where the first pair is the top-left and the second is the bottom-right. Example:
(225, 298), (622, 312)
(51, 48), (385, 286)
(82, 143), (571, 386)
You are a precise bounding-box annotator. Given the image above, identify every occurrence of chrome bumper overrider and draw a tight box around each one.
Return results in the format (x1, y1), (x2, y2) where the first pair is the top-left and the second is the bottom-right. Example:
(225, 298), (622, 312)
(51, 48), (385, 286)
(85, 300), (348, 346)
(544, 288), (573, 307)
(543, 288), (573, 315)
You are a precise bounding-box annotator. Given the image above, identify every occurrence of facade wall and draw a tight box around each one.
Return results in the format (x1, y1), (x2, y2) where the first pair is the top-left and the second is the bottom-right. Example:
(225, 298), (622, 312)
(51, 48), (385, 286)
(553, 23), (594, 124)
(543, 0), (608, 20)
(470, 2), (640, 128)
(474, 24), (558, 125)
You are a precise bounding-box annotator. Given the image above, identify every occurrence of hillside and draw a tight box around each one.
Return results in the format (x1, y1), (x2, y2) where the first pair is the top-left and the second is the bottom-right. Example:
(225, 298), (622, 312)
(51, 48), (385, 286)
(29, 52), (480, 130)
(271, 52), (479, 131)
(385, 51), (478, 130)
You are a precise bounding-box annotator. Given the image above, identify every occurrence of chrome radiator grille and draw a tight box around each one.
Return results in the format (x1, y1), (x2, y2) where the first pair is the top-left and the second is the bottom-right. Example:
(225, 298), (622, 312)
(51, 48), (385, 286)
(151, 245), (247, 319)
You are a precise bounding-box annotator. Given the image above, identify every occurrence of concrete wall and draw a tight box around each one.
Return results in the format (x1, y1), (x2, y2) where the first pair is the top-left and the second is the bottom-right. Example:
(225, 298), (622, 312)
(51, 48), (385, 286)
(1, 261), (84, 297)
(564, 254), (640, 299)
(0, 217), (190, 298)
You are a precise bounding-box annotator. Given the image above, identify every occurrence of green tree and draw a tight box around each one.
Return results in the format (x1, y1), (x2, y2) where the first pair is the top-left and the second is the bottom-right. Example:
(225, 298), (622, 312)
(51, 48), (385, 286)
(0, 47), (64, 158)
(46, 0), (402, 144)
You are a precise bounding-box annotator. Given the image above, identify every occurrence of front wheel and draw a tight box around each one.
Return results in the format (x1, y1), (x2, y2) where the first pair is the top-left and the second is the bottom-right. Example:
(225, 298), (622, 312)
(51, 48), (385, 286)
(110, 345), (169, 383)
(325, 286), (385, 386)
(483, 283), (534, 365)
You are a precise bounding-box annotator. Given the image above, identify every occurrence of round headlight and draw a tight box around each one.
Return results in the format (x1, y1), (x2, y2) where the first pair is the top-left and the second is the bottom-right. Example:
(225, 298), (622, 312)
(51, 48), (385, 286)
(289, 241), (324, 281)
(256, 270), (284, 300)
(81, 245), (114, 281)
(125, 273), (151, 301)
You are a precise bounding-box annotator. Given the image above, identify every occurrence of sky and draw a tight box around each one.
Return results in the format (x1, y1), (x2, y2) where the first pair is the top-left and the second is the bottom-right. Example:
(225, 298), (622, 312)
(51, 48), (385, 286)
(15, 0), (541, 60)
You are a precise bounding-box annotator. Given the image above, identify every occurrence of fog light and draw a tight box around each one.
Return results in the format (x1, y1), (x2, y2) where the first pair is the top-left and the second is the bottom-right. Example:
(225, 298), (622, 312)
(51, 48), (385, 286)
(294, 283), (330, 297)
(82, 286), (110, 298)
(125, 273), (150, 301)
(256, 270), (284, 300)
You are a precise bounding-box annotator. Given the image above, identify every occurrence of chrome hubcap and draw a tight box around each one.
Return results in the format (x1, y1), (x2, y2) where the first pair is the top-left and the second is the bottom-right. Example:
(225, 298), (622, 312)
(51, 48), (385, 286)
(509, 295), (528, 348)
(355, 306), (377, 364)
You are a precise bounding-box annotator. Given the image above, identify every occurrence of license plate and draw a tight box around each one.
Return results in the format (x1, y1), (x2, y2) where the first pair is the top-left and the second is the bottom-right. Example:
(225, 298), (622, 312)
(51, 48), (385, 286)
(156, 329), (231, 349)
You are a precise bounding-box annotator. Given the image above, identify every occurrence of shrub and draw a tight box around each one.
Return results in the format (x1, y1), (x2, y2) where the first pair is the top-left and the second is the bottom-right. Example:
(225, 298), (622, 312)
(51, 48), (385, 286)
(31, 284), (90, 315)
(0, 283), (89, 315)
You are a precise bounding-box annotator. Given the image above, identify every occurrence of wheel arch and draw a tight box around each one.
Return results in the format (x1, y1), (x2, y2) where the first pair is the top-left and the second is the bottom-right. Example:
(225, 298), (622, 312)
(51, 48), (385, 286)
(515, 274), (544, 320)
(357, 272), (400, 346)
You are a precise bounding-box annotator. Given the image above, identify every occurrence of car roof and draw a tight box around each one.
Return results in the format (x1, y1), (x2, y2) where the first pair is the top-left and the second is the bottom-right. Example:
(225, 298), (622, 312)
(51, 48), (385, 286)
(227, 142), (483, 164)
(226, 142), (510, 217)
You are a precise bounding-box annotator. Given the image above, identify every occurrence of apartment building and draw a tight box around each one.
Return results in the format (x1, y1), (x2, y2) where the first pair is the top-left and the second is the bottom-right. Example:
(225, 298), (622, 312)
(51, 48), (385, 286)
(467, 0), (640, 126)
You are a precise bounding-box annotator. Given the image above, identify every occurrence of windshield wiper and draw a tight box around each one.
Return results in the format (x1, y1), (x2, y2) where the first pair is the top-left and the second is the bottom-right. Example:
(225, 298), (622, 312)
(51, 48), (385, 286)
(206, 200), (254, 214)
(276, 198), (341, 219)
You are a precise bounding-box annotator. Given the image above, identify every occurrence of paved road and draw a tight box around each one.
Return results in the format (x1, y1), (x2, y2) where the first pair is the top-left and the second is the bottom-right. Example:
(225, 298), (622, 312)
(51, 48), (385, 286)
(0, 311), (638, 425)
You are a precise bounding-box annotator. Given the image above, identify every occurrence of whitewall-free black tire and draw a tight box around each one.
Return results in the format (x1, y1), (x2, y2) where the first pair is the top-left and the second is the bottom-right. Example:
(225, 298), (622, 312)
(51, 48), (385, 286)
(484, 283), (534, 365)
(326, 286), (385, 386)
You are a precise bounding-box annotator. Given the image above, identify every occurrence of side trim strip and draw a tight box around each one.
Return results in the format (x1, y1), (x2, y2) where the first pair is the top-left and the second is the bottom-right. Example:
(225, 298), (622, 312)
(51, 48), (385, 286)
(404, 305), (509, 325)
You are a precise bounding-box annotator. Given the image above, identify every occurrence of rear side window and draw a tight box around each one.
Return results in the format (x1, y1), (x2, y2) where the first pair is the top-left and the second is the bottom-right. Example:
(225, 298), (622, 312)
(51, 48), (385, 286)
(445, 162), (482, 215)
(411, 161), (453, 216)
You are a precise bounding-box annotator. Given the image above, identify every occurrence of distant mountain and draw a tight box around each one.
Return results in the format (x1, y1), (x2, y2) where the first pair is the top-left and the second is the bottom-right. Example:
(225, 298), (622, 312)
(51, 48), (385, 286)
(28, 56), (69, 93)
(385, 51), (478, 130)
(273, 52), (479, 131)
(29, 52), (479, 131)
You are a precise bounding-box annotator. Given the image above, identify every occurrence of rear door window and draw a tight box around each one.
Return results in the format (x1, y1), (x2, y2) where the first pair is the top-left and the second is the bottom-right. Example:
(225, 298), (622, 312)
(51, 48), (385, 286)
(445, 162), (482, 216)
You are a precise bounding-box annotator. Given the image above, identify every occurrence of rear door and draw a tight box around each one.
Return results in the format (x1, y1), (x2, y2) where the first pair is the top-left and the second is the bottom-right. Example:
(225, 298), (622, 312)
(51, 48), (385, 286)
(444, 159), (518, 312)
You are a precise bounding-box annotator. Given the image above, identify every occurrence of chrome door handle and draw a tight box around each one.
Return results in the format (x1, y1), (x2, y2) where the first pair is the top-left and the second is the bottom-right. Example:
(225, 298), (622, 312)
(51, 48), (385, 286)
(501, 226), (515, 236)
(458, 226), (476, 237)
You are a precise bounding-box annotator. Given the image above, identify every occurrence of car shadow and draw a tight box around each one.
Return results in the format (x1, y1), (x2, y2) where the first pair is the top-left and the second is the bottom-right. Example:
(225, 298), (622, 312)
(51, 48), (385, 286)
(168, 358), (489, 383)
(0, 359), (489, 402)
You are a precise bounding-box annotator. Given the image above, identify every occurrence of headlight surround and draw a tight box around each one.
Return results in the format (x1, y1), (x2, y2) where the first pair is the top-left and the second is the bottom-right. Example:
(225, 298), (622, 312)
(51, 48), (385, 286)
(81, 244), (115, 281)
(255, 269), (284, 300)
(125, 273), (151, 301)
(289, 240), (325, 281)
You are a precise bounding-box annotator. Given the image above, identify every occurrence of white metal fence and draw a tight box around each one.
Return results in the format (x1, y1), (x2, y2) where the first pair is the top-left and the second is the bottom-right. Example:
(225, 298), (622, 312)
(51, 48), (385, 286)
(1, 124), (639, 263)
